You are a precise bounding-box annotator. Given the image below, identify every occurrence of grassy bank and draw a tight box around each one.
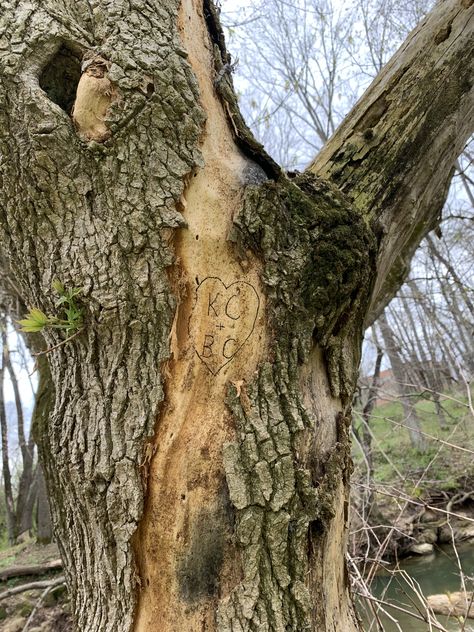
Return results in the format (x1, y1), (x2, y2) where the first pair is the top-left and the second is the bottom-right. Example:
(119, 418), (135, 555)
(353, 390), (473, 492)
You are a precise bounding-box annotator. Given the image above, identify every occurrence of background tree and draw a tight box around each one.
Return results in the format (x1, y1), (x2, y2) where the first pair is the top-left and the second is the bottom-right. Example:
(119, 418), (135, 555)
(0, 1), (472, 632)
(0, 286), (51, 545)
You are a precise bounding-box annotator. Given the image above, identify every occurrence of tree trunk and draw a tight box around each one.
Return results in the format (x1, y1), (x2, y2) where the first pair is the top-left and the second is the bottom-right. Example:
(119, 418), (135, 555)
(36, 465), (52, 545)
(0, 336), (15, 544)
(1, 327), (36, 535)
(378, 313), (426, 452)
(360, 339), (383, 475)
(0, 1), (472, 631)
(408, 281), (449, 428)
(399, 289), (448, 429)
(426, 234), (474, 317)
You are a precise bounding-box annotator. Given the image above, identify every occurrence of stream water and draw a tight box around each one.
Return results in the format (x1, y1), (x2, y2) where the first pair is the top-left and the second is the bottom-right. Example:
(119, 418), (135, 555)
(359, 543), (474, 631)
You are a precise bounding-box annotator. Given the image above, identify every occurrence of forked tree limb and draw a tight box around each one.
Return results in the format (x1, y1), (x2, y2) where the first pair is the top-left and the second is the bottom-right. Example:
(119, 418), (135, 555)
(0, 1), (472, 631)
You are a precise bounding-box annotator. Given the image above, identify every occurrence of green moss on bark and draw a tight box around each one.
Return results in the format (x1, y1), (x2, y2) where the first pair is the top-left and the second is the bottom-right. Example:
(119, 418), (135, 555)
(234, 172), (377, 400)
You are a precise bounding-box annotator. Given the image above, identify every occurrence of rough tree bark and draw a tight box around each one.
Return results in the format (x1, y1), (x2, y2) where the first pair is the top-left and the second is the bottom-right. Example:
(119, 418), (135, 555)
(36, 464), (53, 544)
(0, 1), (472, 631)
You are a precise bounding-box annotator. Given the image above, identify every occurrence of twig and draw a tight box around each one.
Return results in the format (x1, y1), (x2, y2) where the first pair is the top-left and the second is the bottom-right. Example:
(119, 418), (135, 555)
(398, 382), (470, 409)
(348, 553), (398, 631)
(369, 414), (474, 455)
(29, 328), (84, 375)
(356, 483), (474, 523)
(364, 424), (451, 585)
(461, 590), (474, 631)
(32, 328), (84, 358)
(355, 591), (450, 632)
(446, 491), (474, 514)
(352, 410), (404, 479)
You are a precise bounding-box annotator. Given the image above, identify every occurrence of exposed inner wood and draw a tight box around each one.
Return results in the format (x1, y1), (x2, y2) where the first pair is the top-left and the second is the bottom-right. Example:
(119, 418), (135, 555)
(299, 348), (356, 631)
(72, 56), (117, 142)
(133, 1), (267, 629)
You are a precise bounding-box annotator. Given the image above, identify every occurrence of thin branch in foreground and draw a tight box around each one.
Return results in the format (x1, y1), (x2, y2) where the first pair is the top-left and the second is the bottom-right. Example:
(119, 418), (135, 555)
(0, 576), (65, 602)
(368, 414), (474, 455)
(356, 483), (474, 524)
(461, 590), (474, 632)
(354, 591), (450, 632)
(21, 578), (66, 632)
(32, 328), (84, 358)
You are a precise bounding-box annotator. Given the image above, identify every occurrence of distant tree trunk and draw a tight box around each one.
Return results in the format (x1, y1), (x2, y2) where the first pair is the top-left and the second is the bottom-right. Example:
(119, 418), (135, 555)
(31, 357), (55, 547)
(409, 279), (449, 389)
(389, 304), (422, 385)
(412, 290), (449, 429)
(378, 313), (426, 451)
(426, 234), (474, 317)
(36, 465), (52, 545)
(356, 336), (383, 526)
(19, 466), (38, 534)
(434, 264), (474, 370)
(416, 289), (463, 382)
(456, 156), (474, 208)
(1, 327), (36, 535)
(0, 1), (472, 631)
(360, 334), (383, 474)
(0, 336), (15, 544)
(401, 287), (448, 428)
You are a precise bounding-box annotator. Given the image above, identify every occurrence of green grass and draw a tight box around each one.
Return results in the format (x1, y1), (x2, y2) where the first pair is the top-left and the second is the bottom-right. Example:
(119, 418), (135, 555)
(352, 389), (474, 494)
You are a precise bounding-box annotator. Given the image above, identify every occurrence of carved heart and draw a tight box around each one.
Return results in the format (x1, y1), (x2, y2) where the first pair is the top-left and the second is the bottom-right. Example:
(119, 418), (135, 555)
(189, 277), (260, 375)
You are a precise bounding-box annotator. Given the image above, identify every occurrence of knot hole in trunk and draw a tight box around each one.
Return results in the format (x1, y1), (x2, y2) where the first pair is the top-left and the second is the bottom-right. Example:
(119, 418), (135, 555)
(39, 44), (82, 114)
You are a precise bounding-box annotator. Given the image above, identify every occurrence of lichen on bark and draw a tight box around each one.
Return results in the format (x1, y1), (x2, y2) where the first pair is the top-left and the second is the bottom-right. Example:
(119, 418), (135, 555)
(220, 369), (354, 631)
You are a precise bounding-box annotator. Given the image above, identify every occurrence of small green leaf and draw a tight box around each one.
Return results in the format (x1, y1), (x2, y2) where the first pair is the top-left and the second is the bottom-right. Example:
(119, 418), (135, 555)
(20, 283), (84, 338)
(55, 295), (68, 307)
(18, 320), (45, 333)
(52, 279), (65, 294)
(67, 287), (82, 299)
(18, 308), (52, 332)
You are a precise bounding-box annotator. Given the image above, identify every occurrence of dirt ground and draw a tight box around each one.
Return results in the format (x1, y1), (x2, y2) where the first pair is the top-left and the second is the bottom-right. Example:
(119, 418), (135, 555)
(0, 540), (72, 632)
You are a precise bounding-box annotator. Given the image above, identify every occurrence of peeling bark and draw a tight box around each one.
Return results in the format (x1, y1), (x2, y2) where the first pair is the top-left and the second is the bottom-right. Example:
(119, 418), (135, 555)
(0, 1), (472, 631)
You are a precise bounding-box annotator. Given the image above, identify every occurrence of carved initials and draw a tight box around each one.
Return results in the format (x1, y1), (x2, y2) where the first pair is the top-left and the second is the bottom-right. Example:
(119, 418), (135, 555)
(189, 277), (260, 375)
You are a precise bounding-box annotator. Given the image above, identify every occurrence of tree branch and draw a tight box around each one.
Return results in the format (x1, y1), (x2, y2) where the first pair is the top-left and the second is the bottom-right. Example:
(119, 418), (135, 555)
(309, 0), (474, 322)
(0, 559), (62, 581)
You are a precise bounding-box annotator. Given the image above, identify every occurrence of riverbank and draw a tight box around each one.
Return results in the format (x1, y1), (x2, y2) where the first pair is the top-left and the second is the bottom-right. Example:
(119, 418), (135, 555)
(357, 542), (474, 632)
(351, 391), (474, 561)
